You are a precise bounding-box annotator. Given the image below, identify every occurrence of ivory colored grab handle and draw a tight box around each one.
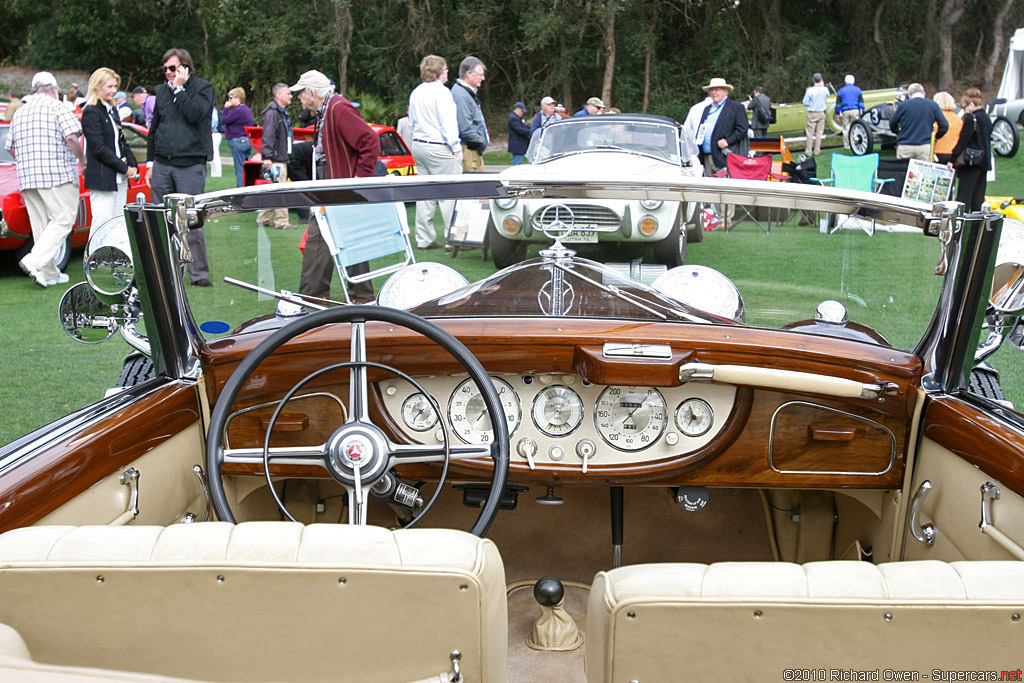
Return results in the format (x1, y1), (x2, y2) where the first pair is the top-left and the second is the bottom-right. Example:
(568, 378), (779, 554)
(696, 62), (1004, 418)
(678, 362), (883, 399)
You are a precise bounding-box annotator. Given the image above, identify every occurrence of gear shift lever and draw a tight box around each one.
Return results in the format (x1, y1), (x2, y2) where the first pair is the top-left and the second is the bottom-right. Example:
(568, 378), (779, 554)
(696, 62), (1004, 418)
(526, 577), (583, 651)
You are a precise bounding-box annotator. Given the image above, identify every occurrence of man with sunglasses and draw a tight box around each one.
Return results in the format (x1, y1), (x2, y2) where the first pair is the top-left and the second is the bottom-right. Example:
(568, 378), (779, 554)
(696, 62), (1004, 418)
(145, 47), (215, 287)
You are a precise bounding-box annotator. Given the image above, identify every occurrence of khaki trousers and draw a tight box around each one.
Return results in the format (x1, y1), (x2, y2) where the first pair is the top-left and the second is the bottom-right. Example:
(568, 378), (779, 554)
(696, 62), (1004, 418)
(21, 182), (79, 281)
(461, 145), (485, 173)
(805, 111), (825, 156)
(896, 144), (931, 162)
(841, 110), (861, 150)
(257, 162), (290, 228)
(411, 141), (462, 248)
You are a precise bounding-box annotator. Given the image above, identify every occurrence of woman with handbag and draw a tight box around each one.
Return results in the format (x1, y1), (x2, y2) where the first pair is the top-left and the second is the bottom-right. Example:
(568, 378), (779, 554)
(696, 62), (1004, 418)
(945, 88), (992, 212)
(82, 68), (139, 227)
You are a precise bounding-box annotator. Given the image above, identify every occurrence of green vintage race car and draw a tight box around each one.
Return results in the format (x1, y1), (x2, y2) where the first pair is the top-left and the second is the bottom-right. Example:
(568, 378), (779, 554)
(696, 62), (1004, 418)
(750, 86), (902, 147)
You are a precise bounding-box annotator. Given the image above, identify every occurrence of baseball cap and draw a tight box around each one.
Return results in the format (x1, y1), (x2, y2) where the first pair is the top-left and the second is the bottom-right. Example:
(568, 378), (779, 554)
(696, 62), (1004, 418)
(540, 96), (555, 105)
(115, 91), (127, 100)
(812, 72), (823, 81)
(513, 101), (526, 110)
(31, 71), (58, 91)
(586, 97), (605, 108)
(132, 86), (147, 95)
(290, 70), (332, 91)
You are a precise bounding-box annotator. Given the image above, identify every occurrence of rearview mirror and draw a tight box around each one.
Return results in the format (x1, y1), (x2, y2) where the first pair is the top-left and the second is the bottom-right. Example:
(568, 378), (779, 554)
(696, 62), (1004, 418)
(990, 262), (1024, 312)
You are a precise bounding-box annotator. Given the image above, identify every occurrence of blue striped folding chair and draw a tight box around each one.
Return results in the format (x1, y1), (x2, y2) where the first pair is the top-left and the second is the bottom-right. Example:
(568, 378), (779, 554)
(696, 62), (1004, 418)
(314, 202), (415, 304)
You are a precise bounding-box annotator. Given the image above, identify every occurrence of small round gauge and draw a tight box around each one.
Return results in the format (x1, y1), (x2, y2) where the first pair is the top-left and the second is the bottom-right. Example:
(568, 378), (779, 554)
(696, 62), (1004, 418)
(594, 386), (667, 451)
(674, 398), (714, 437)
(401, 393), (439, 432)
(448, 377), (521, 444)
(532, 385), (584, 437)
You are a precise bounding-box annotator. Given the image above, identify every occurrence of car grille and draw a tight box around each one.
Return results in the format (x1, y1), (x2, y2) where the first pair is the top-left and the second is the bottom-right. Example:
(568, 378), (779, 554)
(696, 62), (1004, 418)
(530, 204), (621, 232)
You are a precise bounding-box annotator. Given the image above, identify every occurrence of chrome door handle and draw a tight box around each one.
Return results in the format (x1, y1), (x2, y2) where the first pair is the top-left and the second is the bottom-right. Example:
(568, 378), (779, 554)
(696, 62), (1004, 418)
(908, 480), (937, 545)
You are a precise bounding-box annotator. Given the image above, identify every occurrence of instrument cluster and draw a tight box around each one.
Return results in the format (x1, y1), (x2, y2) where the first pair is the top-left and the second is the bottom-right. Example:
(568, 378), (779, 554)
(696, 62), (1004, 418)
(378, 374), (736, 470)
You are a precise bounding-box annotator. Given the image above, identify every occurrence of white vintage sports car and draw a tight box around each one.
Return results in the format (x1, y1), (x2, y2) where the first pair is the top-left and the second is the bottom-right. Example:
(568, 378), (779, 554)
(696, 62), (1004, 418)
(0, 171), (1023, 682)
(488, 114), (702, 268)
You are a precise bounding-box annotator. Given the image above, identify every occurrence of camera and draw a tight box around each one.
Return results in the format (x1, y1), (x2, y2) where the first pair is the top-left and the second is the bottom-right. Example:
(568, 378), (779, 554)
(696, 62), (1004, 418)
(261, 165), (282, 182)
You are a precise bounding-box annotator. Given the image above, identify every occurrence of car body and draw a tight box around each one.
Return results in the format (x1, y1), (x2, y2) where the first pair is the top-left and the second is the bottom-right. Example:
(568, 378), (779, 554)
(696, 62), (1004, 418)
(488, 114), (702, 268)
(752, 86), (901, 146)
(2, 171), (1024, 680)
(242, 122), (415, 186)
(0, 121), (151, 270)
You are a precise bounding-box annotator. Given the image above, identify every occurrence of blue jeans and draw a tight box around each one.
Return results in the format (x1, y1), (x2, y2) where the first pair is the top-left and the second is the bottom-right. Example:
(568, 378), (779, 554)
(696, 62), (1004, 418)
(512, 154), (524, 165)
(227, 136), (252, 187)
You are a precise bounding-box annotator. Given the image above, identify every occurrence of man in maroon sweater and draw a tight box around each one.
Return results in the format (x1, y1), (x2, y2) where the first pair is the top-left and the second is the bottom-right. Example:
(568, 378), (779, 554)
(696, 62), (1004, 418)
(291, 69), (379, 302)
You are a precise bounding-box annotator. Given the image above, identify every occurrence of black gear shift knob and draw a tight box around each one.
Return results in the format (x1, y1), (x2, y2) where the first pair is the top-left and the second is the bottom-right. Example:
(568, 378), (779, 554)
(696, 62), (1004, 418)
(534, 576), (564, 607)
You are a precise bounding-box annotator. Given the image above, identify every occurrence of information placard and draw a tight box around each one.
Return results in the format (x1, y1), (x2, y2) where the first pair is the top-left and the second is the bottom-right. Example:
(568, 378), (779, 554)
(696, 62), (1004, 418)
(901, 158), (954, 203)
(445, 199), (491, 258)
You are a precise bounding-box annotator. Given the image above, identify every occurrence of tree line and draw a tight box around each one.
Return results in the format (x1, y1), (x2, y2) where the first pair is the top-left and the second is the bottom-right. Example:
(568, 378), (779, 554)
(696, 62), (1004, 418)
(3, 0), (1022, 126)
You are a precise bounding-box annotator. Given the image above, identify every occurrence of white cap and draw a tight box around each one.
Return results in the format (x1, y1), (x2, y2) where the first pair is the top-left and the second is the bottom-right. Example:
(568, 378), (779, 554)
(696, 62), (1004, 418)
(845, 74), (855, 85)
(540, 96), (555, 105)
(290, 70), (332, 92)
(31, 71), (58, 91)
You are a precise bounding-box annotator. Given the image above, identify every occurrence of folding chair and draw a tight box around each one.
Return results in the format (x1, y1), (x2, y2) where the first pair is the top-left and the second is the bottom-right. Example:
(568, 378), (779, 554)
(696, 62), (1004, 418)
(814, 153), (894, 236)
(713, 153), (787, 233)
(314, 202), (415, 303)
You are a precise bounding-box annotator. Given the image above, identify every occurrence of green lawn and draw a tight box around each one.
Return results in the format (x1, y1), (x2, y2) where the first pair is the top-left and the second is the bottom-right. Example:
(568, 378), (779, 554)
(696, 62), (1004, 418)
(2, 148), (1023, 445)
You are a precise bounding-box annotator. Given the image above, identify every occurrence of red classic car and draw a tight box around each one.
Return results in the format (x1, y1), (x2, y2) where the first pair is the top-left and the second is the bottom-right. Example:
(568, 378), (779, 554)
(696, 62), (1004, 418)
(242, 122), (415, 186)
(0, 121), (151, 270)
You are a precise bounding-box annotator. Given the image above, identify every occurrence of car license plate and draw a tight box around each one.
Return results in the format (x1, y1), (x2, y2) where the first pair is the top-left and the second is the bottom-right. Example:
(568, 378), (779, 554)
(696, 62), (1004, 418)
(560, 229), (599, 244)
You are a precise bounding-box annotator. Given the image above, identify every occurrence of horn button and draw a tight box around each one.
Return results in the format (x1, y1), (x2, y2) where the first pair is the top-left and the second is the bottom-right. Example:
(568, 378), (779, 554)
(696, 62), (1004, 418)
(325, 425), (390, 485)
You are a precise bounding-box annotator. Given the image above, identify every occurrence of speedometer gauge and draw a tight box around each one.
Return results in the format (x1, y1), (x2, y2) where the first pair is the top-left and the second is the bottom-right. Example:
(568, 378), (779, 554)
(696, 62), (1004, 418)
(448, 377), (521, 444)
(532, 385), (584, 437)
(594, 386), (667, 451)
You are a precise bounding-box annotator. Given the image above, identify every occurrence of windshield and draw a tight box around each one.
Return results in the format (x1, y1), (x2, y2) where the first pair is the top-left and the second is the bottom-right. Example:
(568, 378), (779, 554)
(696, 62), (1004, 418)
(183, 197), (943, 353)
(526, 117), (681, 165)
(0, 127), (12, 163)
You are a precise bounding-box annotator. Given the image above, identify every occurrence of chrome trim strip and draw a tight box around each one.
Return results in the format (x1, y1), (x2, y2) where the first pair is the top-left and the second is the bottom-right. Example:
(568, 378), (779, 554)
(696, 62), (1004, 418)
(908, 480), (937, 545)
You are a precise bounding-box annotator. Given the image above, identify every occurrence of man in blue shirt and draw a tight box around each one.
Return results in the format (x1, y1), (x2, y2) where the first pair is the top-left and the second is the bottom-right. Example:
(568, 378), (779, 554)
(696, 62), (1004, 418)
(889, 83), (948, 162)
(507, 101), (531, 165)
(802, 72), (829, 157)
(836, 74), (864, 151)
(574, 97), (604, 117)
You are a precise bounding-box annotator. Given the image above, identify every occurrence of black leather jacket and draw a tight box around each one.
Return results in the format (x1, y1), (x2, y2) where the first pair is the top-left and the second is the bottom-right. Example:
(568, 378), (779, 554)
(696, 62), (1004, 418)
(147, 75), (215, 167)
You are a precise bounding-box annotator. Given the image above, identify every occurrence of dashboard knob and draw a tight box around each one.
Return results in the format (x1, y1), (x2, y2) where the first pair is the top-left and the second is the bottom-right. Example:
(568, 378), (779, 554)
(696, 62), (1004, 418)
(575, 439), (596, 460)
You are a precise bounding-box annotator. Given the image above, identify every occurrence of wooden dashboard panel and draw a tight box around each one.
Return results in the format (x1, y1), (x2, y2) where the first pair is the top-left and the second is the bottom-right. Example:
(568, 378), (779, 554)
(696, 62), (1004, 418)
(209, 318), (919, 490)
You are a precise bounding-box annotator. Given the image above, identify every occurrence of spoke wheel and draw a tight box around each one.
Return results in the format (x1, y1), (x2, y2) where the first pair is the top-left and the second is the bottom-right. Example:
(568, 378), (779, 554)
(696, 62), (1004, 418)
(991, 116), (1019, 158)
(206, 305), (510, 537)
(849, 120), (873, 156)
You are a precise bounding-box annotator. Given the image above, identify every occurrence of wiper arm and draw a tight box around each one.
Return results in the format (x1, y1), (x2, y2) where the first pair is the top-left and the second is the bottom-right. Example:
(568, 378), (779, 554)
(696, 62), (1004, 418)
(551, 263), (701, 321)
(223, 276), (333, 310)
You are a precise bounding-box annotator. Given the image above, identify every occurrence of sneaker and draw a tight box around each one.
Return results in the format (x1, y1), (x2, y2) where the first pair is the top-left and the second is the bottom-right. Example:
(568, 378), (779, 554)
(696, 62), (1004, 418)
(44, 273), (70, 287)
(18, 258), (46, 288)
(192, 278), (214, 287)
(277, 224), (300, 230)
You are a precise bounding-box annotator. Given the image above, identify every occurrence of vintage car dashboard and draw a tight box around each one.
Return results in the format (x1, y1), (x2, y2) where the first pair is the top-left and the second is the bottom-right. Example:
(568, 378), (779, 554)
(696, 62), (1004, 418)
(210, 318), (919, 490)
(378, 373), (736, 471)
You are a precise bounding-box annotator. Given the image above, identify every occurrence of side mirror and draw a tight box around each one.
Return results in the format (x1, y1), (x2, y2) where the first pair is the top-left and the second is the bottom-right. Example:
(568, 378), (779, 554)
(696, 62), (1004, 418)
(59, 283), (131, 344)
(990, 262), (1024, 312)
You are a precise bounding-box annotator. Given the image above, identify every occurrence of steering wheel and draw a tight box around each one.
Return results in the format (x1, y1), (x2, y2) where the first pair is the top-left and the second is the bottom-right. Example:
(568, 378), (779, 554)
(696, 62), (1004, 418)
(205, 305), (510, 537)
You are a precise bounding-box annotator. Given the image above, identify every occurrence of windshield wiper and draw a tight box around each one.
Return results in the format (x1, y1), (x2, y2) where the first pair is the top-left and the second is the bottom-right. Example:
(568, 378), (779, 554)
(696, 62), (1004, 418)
(223, 276), (334, 310)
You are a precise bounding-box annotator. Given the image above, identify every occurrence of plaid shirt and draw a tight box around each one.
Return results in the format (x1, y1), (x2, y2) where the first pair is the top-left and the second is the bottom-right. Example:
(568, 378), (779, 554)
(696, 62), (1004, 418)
(4, 94), (81, 190)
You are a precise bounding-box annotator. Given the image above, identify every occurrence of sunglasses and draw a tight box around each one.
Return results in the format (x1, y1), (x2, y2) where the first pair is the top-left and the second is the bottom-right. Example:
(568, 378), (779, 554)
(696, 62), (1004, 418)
(162, 65), (180, 73)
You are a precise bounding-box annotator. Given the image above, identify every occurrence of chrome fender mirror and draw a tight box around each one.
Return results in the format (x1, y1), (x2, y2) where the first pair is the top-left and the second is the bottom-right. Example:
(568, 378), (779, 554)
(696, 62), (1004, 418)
(59, 283), (129, 344)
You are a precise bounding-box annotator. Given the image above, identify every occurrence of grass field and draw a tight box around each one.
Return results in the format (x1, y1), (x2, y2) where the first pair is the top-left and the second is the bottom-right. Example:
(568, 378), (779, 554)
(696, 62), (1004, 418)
(1, 147), (1022, 445)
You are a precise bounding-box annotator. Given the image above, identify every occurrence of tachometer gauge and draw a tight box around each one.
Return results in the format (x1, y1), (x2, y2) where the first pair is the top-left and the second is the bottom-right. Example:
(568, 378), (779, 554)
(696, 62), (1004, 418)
(401, 393), (439, 432)
(674, 398), (713, 437)
(448, 377), (521, 444)
(532, 385), (584, 437)
(594, 386), (667, 451)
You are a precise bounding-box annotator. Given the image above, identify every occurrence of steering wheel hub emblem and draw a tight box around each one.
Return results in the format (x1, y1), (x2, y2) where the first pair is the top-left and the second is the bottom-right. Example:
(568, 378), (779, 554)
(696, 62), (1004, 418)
(326, 426), (389, 484)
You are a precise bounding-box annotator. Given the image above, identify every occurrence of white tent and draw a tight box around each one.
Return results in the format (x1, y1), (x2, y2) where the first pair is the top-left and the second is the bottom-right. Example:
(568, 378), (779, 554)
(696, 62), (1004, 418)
(997, 28), (1024, 101)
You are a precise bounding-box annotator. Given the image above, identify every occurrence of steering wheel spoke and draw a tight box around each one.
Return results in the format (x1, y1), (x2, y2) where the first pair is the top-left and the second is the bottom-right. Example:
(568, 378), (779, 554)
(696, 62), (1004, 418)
(222, 445), (330, 465)
(348, 322), (370, 423)
(391, 442), (492, 464)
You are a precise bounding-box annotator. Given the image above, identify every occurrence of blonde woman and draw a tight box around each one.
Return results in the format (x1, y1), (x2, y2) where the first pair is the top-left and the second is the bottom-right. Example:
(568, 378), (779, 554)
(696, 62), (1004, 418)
(932, 91), (962, 164)
(82, 68), (139, 227)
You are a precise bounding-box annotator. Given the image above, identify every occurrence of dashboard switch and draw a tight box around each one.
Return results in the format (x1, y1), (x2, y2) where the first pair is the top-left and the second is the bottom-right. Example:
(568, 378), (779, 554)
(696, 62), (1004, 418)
(575, 439), (596, 473)
(517, 438), (538, 470)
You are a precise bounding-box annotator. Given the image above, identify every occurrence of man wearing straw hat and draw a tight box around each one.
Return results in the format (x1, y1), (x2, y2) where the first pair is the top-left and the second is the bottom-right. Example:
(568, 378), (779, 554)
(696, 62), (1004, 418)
(695, 77), (748, 227)
(694, 77), (749, 176)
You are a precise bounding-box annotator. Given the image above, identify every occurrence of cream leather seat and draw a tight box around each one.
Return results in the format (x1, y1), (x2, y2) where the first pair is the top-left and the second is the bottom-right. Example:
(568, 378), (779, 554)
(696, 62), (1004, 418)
(586, 561), (1024, 682)
(0, 523), (506, 683)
